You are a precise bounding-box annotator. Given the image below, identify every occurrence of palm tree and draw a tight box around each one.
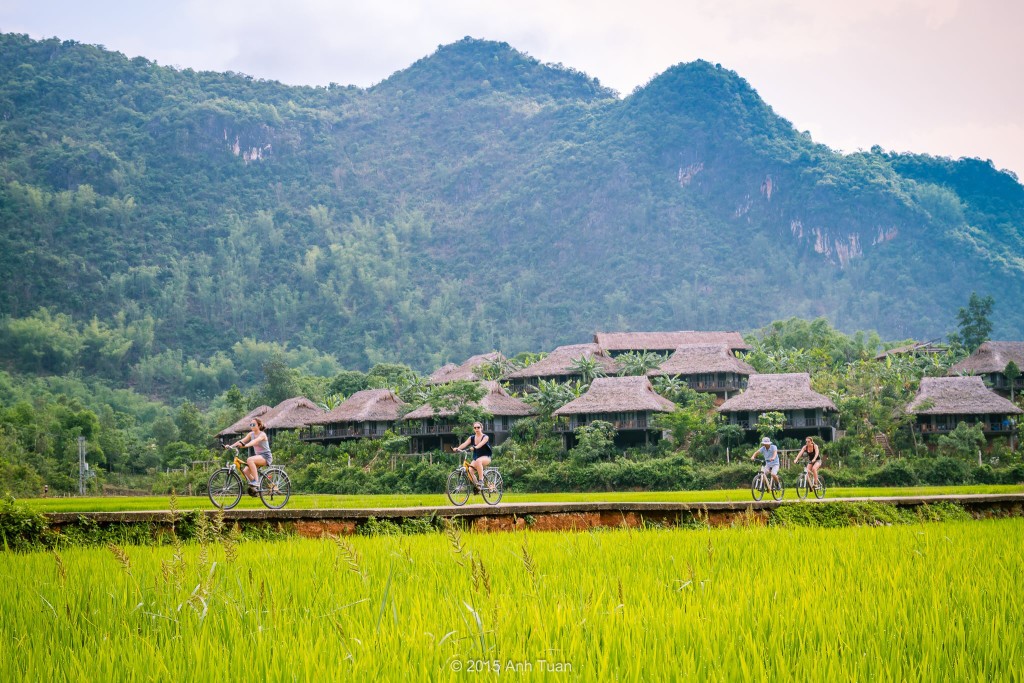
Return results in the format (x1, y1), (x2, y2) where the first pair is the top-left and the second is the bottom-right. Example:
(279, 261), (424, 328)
(319, 393), (346, 411)
(651, 375), (685, 402)
(570, 355), (606, 385)
(526, 379), (576, 416)
(616, 351), (664, 376)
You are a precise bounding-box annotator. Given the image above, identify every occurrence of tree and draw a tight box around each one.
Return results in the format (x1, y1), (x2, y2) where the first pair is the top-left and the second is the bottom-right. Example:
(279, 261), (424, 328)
(174, 400), (206, 447)
(569, 355), (606, 385)
(755, 412), (786, 441)
(570, 420), (616, 463)
(1004, 361), (1020, 403)
(224, 385), (246, 414)
(260, 356), (301, 406)
(616, 351), (664, 376)
(329, 370), (369, 397)
(950, 292), (994, 352)
(935, 421), (986, 461)
(367, 363), (415, 388)
(426, 381), (489, 439)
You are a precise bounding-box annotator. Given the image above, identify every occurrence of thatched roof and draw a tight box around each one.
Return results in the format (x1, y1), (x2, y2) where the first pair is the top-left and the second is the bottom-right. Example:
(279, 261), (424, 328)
(403, 381), (535, 420)
(426, 351), (504, 385)
(552, 376), (677, 416)
(948, 341), (1024, 376)
(306, 389), (406, 425)
(506, 343), (619, 379)
(906, 376), (1023, 416)
(594, 330), (750, 352)
(216, 405), (272, 437)
(648, 344), (756, 377)
(717, 373), (837, 413)
(874, 342), (947, 360)
(261, 396), (325, 430)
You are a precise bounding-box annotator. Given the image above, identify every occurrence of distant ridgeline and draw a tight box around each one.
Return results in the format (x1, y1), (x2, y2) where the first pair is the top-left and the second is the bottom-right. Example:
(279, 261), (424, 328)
(1, 32), (1022, 371)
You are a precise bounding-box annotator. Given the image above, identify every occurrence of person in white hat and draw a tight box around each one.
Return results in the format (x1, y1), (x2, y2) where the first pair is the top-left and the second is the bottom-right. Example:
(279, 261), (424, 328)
(751, 436), (781, 488)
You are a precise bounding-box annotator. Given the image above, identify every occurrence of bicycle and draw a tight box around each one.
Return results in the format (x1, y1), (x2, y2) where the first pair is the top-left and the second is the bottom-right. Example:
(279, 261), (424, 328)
(208, 446), (292, 510)
(795, 468), (826, 499)
(751, 459), (784, 501)
(446, 453), (503, 506)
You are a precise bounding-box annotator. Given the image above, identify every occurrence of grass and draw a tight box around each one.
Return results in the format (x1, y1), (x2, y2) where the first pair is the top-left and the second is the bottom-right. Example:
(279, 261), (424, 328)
(21, 483), (1024, 513)
(1, 518), (1020, 679)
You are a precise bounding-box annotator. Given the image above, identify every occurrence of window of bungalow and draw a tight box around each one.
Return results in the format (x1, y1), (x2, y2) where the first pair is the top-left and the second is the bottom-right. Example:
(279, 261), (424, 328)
(501, 415), (509, 431)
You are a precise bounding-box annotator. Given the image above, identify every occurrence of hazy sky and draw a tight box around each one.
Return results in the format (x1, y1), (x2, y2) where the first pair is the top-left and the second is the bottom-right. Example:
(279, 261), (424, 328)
(2, 0), (1021, 180)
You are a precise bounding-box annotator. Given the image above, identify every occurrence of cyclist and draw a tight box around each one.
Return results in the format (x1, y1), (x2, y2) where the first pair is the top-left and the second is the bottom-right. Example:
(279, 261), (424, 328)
(226, 417), (273, 494)
(751, 436), (781, 489)
(454, 422), (491, 489)
(794, 436), (822, 487)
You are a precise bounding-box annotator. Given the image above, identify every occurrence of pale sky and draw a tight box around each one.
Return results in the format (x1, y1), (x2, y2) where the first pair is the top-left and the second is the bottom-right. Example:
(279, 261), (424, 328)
(2, 0), (1022, 181)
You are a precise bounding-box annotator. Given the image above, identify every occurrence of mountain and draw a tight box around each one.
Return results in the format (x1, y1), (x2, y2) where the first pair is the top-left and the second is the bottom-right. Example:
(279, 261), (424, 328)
(1, 32), (1022, 379)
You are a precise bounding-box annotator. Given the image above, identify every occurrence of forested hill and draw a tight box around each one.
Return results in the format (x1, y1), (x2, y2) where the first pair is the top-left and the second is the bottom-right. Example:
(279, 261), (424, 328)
(2, 32), (1022, 373)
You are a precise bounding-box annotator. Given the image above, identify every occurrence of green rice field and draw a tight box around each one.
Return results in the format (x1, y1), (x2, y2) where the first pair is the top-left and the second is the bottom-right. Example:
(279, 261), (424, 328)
(2, 518), (1021, 680)
(22, 483), (1024, 513)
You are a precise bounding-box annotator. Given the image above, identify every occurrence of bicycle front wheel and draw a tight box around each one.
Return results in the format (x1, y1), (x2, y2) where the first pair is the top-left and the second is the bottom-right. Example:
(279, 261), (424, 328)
(481, 470), (503, 506)
(751, 475), (765, 502)
(771, 476), (785, 501)
(813, 476), (826, 499)
(208, 469), (242, 510)
(259, 468), (292, 509)
(446, 469), (471, 506)
(796, 475), (809, 500)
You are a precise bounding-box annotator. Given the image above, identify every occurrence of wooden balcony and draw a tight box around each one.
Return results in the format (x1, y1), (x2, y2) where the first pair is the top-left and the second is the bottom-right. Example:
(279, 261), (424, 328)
(687, 379), (747, 392)
(731, 417), (835, 430)
(916, 421), (1017, 436)
(553, 417), (652, 433)
(399, 420), (505, 437)
(301, 424), (391, 441)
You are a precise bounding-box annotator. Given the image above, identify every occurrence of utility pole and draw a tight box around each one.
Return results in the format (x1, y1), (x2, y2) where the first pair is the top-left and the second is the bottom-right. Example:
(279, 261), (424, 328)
(78, 436), (87, 496)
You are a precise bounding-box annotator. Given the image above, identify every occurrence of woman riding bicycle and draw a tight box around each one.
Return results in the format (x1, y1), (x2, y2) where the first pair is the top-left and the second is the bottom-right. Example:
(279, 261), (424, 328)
(454, 422), (491, 489)
(794, 436), (822, 487)
(226, 417), (273, 494)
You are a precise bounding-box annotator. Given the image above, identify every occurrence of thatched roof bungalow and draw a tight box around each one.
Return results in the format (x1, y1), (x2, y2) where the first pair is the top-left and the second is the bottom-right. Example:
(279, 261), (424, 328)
(948, 341), (1024, 396)
(260, 396), (324, 434)
(505, 343), (619, 391)
(717, 373), (838, 440)
(594, 331), (750, 356)
(216, 405), (272, 442)
(402, 381), (534, 452)
(906, 376), (1021, 435)
(302, 389), (407, 443)
(426, 352), (504, 385)
(647, 344), (755, 399)
(552, 376), (676, 447)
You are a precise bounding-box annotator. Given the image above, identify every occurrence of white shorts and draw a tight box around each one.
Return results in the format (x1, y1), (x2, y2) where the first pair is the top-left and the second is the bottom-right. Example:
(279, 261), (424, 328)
(763, 462), (779, 476)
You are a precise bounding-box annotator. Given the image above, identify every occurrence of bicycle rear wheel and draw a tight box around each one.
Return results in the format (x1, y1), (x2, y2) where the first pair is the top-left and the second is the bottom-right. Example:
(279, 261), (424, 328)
(770, 476), (784, 501)
(446, 469), (471, 506)
(481, 469), (503, 506)
(259, 467), (292, 509)
(751, 475), (765, 502)
(813, 476), (826, 499)
(208, 469), (242, 510)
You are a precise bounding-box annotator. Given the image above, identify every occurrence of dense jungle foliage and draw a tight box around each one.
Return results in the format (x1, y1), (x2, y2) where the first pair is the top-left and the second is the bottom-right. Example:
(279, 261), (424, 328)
(1, 32), (1023, 372)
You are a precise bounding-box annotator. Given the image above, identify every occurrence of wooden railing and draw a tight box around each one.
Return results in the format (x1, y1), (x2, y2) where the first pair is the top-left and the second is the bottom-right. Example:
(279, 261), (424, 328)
(731, 418), (835, 430)
(553, 417), (651, 433)
(917, 422), (1016, 435)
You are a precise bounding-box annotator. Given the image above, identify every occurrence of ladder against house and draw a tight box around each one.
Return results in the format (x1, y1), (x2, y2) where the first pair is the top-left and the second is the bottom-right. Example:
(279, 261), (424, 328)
(874, 433), (896, 457)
